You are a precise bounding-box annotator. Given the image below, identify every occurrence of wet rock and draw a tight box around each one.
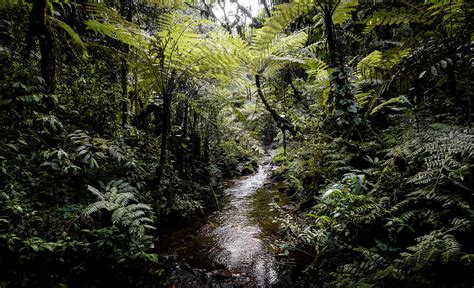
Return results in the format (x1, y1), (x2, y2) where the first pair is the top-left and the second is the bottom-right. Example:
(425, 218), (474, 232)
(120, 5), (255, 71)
(176, 262), (196, 274)
(209, 269), (233, 279)
(240, 165), (255, 175)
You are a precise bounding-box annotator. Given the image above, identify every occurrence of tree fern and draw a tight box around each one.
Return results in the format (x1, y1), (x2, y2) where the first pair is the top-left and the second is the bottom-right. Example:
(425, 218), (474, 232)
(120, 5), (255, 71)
(362, 1), (467, 34)
(254, 31), (309, 77)
(427, 0), (467, 32)
(356, 47), (411, 81)
(304, 58), (329, 80)
(353, 46), (412, 113)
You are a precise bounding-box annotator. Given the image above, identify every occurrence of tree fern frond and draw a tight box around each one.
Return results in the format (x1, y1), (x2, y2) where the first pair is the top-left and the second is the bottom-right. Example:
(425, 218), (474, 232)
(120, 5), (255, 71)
(332, 0), (358, 25)
(362, 5), (427, 35)
(50, 17), (86, 49)
(113, 192), (134, 206)
(84, 4), (149, 49)
(128, 203), (153, 211)
(253, 0), (314, 50)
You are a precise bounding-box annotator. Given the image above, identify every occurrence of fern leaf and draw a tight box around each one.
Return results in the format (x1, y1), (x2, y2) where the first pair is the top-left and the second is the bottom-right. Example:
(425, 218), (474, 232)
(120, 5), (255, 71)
(50, 17), (86, 49)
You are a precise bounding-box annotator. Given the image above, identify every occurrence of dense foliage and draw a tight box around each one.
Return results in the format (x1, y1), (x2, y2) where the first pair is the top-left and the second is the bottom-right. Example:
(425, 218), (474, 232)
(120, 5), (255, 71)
(0, 0), (472, 287)
(261, 0), (474, 287)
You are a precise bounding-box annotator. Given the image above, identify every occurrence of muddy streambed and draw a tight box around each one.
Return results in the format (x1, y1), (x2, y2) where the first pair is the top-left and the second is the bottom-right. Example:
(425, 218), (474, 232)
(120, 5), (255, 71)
(156, 154), (289, 287)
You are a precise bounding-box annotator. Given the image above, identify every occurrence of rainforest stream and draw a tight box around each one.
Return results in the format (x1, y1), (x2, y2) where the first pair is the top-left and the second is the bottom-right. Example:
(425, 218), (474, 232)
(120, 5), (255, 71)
(157, 153), (290, 287)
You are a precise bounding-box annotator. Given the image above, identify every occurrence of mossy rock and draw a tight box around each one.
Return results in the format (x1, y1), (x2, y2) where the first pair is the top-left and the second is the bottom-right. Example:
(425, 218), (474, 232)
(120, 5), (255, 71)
(240, 162), (255, 175)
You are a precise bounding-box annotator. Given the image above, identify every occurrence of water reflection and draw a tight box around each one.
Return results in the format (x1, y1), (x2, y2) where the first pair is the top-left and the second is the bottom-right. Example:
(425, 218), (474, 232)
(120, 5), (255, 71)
(204, 156), (278, 286)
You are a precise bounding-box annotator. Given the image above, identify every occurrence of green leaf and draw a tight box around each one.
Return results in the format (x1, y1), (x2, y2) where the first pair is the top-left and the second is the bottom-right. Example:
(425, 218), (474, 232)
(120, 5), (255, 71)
(6, 144), (19, 152)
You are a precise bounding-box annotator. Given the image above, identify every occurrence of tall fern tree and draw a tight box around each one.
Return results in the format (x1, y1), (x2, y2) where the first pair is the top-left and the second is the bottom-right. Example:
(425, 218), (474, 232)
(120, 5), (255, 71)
(85, 6), (248, 195)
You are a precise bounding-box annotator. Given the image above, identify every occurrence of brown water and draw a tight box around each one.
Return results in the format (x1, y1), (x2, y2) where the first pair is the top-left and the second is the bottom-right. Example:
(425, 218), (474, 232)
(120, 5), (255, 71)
(157, 154), (289, 287)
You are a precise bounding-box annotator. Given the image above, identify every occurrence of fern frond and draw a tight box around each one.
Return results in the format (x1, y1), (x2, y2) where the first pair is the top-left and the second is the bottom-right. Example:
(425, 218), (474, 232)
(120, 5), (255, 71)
(362, 5), (427, 35)
(332, 0), (358, 25)
(87, 185), (103, 198)
(85, 4), (149, 49)
(49, 17), (86, 49)
(370, 95), (410, 116)
(83, 180), (156, 245)
(400, 230), (461, 271)
(356, 50), (383, 79)
(253, 0), (314, 50)
(83, 201), (119, 216)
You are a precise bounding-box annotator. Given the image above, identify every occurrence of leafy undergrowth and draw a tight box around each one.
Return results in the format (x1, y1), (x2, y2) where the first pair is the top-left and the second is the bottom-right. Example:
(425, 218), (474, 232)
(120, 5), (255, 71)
(272, 127), (474, 287)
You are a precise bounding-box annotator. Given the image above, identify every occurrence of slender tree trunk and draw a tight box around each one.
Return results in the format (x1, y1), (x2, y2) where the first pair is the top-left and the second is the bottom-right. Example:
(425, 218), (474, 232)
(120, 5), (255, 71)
(120, 0), (133, 126)
(261, 0), (271, 17)
(323, 11), (338, 68)
(286, 70), (309, 109)
(29, 0), (55, 107)
(191, 111), (201, 174)
(120, 59), (128, 125)
(203, 134), (210, 164)
(157, 90), (171, 187)
(179, 102), (189, 174)
(183, 102), (188, 139)
(323, 9), (344, 110)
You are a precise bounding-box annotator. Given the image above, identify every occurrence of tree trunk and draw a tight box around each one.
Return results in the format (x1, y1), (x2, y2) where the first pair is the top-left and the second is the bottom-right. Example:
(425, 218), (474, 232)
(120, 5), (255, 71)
(120, 59), (128, 126)
(29, 0), (55, 106)
(120, 0), (133, 126)
(285, 70), (309, 109)
(157, 90), (171, 188)
(323, 11), (338, 68)
(322, 7), (355, 119)
(192, 112), (201, 164)
(261, 0), (271, 17)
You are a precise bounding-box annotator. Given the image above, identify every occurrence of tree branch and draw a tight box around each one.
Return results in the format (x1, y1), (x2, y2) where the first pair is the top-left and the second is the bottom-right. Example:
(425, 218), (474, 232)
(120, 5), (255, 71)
(230, 0), (263, 28)
(255, 74), (297, 136)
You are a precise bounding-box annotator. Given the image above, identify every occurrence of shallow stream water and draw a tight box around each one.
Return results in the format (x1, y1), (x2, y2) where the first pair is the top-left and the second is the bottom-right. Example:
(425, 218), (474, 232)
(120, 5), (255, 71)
(157, 153), (289, 287)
